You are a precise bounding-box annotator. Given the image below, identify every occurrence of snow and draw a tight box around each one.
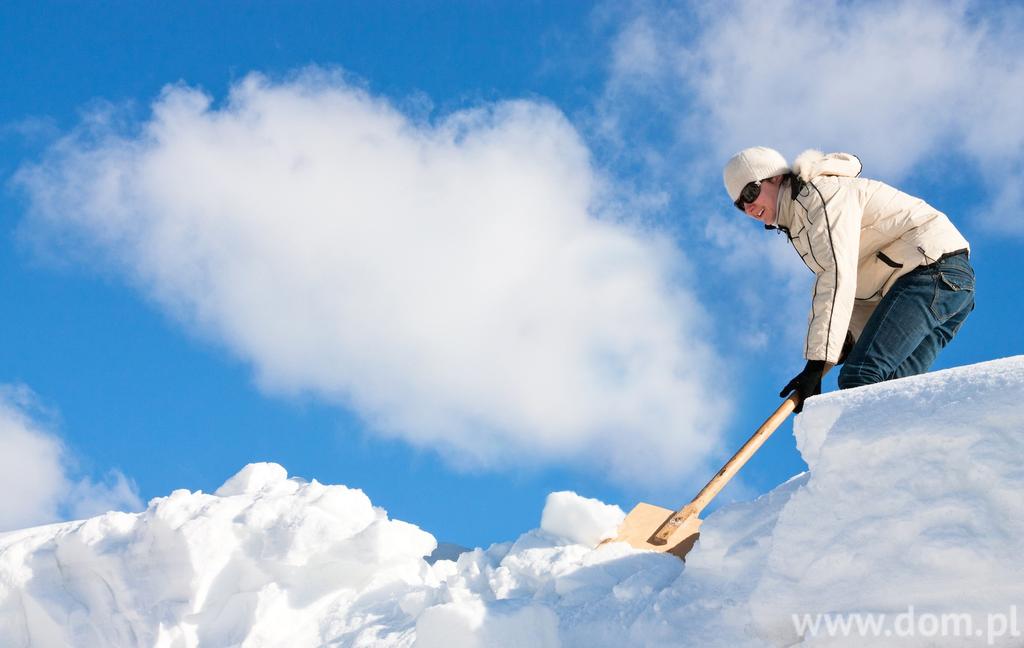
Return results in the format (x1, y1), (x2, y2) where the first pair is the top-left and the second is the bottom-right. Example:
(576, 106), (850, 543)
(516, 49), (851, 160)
(539, 491), (625, 547)
(1, 356), (1022, 646)
(752, 356), (1024, 645)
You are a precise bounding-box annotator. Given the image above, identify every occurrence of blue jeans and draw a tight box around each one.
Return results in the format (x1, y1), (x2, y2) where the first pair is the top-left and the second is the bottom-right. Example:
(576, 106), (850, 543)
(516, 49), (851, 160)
(838, 252), (975, 389)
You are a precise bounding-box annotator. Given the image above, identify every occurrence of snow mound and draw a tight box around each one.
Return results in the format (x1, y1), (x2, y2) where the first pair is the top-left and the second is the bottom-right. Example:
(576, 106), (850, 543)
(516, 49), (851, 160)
(0, 468), (437, 646)
(213, 461), (289, 495)
(1, 357), (1022, 647)
(753, 355), (1024, 645)
(540, 491), (625, 546)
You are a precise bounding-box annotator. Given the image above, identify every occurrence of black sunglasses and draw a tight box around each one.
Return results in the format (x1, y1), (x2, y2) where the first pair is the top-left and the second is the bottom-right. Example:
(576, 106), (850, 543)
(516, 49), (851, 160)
(734, 181), (761, 211)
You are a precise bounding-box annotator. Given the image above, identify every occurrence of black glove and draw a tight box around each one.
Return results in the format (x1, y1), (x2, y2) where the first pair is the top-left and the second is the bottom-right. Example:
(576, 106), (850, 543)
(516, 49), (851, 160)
(780, 359), (826, 413)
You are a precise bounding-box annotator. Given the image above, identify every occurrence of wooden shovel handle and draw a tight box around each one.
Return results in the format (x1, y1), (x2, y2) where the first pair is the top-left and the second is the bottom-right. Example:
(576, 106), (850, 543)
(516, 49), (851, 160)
(652, 393), (799, 543)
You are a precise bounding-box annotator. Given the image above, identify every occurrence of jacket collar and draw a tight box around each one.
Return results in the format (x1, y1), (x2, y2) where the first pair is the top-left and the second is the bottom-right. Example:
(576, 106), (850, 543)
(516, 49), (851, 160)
(769, 177), (796, 235)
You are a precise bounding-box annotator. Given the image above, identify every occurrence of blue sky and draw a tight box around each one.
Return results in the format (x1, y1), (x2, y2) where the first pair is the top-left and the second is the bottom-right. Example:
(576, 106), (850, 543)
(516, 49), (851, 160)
(1, 1), (1020, 548)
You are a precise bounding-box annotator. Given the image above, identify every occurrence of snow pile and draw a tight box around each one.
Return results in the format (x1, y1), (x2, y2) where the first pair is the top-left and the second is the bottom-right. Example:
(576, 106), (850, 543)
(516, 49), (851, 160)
(0, 463), (439, 646)
(539, 491), (625, 546)
(1, 357), (1023, 647)
(751, 356), (1024, 645)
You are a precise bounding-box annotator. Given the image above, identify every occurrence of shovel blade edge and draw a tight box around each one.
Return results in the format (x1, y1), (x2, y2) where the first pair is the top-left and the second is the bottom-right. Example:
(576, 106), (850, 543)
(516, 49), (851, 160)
(601, 502), (702, 560)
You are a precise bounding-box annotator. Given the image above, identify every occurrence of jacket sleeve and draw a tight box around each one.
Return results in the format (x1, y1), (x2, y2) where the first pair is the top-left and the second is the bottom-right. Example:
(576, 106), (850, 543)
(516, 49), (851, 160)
(801, 181), (862, 363)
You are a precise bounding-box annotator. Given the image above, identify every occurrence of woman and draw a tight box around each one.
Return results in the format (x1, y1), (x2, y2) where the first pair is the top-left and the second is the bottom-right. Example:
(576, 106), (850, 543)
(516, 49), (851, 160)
(723, 147), (975, 411)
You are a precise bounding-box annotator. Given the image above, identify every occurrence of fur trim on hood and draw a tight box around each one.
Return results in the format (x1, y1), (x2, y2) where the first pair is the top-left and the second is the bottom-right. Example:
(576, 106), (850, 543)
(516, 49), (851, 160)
(792, 149), (863, 182)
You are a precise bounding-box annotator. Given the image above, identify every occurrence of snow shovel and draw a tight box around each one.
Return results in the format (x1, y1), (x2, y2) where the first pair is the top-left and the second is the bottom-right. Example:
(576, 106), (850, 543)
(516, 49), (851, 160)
(604, 391), (804, 560)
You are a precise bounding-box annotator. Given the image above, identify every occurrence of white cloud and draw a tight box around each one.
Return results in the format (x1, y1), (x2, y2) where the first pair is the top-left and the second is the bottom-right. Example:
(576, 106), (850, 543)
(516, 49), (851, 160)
(979, 163), (1024, 235)
(16, 69), (730, 486)
(702, 214), (811, 352)
(683, 0), (1022, 170)
(0, 387), (65, 530)
(0, 386), (142, 531)
(610, 17), (664, 88)
(64, 471), (143, 521)
(602, 0), (1024, 233)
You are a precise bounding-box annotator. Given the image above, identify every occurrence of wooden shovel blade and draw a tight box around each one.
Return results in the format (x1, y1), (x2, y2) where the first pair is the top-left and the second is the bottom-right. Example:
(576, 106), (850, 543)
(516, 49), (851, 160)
(601, 394), (805, 562)
(602, 502), (703, 560)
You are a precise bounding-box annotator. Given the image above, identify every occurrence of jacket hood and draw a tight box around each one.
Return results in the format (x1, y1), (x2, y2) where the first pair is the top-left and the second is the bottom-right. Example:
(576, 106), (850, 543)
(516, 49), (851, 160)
(792, 149), (863, 182)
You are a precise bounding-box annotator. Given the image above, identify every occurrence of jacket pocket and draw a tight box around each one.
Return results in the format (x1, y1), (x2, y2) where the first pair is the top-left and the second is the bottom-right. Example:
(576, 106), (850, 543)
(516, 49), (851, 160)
(876, 251), (903, 268)
(856, 254), (898, 300)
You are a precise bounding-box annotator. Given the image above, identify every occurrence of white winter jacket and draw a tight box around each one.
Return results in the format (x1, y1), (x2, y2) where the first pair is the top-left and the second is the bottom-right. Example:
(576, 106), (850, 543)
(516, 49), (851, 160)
(775, 150), (970, 363)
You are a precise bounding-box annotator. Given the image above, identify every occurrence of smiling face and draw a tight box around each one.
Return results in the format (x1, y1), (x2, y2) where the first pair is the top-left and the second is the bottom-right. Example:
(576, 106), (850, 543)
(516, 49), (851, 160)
(742, 175), (783, 226)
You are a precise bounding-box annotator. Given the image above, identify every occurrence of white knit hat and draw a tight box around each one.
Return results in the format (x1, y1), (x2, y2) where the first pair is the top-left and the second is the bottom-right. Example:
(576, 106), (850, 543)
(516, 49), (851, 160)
(723, 147), (790, 202)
